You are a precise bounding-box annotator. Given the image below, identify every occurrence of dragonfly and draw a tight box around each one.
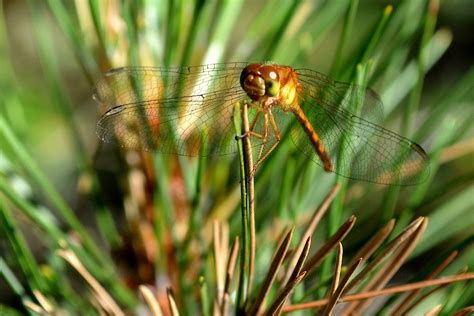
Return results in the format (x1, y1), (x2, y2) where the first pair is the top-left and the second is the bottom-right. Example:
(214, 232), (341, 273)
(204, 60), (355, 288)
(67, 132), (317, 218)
(94, 62), (429, 185)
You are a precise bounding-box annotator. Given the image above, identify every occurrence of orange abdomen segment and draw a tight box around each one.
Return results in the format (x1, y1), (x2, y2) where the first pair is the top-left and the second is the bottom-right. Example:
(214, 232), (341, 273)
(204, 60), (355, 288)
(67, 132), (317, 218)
(292, 107), (333, 172)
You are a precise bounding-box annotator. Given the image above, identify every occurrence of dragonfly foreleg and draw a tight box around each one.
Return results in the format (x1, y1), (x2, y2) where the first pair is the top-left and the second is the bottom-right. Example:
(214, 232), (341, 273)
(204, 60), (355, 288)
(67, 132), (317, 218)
(253, 109), (281, 172)
(235, 107), (265, 140)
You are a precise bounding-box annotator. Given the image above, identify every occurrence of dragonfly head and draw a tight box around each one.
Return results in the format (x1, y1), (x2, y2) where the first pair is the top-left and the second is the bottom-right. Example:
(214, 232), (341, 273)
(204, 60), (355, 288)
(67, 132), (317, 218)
(241, 64), (281, 101)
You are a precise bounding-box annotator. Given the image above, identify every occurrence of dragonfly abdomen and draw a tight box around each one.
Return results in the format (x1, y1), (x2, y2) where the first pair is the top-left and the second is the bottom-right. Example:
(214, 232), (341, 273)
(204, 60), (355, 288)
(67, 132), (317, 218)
(292, 106), (333, 172)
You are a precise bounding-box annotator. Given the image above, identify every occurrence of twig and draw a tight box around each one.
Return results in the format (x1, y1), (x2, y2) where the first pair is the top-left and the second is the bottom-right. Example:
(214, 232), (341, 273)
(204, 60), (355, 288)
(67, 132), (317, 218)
(241, 102), (256, 295)
(234, 102), (251, 311)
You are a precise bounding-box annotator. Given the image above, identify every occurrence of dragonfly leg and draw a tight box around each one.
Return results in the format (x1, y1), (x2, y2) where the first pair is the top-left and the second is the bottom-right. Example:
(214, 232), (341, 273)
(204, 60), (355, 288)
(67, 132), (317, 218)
(252, 109), (281, 173)
(235, 108), (264, 139)
(237, 104), (281, 174)
(256, 112), (270, 162)
(249, 107), (262, 131)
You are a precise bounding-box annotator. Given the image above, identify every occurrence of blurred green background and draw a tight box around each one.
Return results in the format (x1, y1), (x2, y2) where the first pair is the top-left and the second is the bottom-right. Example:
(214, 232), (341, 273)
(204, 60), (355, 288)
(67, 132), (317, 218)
(1, 0), (473, 314)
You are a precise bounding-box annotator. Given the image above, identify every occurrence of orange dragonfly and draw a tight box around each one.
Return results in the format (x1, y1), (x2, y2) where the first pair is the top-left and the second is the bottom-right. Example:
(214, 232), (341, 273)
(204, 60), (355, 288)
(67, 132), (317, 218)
(94, 62), (429, 185)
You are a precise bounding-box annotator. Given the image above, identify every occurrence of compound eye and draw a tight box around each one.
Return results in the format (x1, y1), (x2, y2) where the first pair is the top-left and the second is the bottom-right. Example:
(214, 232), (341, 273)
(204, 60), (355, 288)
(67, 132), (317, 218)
(265, 79), (279, 96)
(260, 65), (280, 96)
(240, 64), (261, 89)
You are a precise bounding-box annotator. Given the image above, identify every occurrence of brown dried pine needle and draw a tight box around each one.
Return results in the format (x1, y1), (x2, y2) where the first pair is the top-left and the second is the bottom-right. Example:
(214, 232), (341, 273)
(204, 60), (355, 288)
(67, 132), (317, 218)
(139, 285), (164, 316)
(322, 257), (363, 316)
(166, 287), (180, 316)
(303, 215), (356, 275)
(392, 250), (458, 315)
(247, 228), (294, 315)
(57, 247), (123, 316)
(281, 184), (340, 286)
(341, 217), (428, 315)
(283, 272), (474, 312)
(341, 217), (425, 297)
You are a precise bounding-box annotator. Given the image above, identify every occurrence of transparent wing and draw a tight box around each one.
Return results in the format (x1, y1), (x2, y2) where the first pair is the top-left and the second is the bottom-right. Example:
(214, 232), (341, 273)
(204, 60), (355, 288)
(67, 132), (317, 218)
(295, 69), (384, 123)
(94, 63), (251, 155)
(293, 69), (429, 185)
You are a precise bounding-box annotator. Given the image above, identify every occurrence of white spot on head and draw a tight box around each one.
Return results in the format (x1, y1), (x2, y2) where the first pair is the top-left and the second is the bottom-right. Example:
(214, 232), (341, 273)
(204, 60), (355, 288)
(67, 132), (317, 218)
(269, 71), (277, 80)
